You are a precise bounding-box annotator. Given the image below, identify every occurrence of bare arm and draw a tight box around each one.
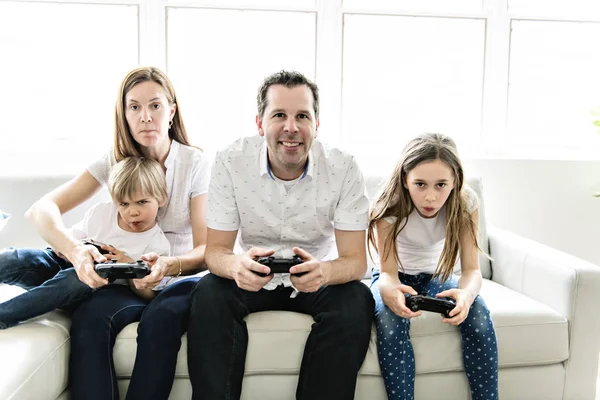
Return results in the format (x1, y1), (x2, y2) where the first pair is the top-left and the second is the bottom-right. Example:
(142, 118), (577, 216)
(289, 229), (367, 292)
(436, 209), (482, 325)
(371, 219), (420, 318)
(205, 228), (273, 292)
(26, 170), (101, 256)
(25, 170), (108, 288)
(323, 229), (368, 284)
(456, 208), (483, 297)
(376, 220), (403, 287)
(134, 194), (210, 290)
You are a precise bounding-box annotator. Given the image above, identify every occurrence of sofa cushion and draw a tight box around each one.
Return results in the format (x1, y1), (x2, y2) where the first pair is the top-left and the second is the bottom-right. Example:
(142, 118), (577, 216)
(0, 284), (70, 400)
(112, 278), (568, 379)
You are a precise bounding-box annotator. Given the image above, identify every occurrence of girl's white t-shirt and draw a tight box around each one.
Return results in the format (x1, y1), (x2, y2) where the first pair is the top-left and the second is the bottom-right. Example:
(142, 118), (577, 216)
(383, 185), (479, 275)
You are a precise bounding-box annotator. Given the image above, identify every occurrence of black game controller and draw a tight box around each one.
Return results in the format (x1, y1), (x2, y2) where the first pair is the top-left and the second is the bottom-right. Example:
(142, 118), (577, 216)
(254, 255), (305, 277)
(405, 295), (456, 318)
(94, 260), (150, 282)
(82, 239), (110, 255)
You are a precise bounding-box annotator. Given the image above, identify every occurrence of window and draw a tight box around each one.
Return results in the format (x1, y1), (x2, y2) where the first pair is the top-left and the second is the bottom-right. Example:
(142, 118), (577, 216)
(0, 1), (138, 174)
(342, 14), (485, 174)
(1, 0), (599, 176)
(167, 7), (316, 151)
(507, 20), (600, 148)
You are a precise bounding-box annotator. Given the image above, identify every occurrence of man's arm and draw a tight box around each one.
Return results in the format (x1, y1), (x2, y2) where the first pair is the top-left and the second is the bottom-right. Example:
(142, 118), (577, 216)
(205, 228), (239, 278)
(324, 229), (367, 284)
(206, 228), (274, 292)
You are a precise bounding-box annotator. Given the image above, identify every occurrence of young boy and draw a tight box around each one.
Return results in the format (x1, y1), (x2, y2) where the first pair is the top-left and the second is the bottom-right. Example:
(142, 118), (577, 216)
(0, 157), (170, 329)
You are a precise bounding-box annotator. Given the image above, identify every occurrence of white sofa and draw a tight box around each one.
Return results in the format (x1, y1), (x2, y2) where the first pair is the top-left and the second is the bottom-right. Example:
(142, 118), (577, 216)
(1, 175), (600, 400)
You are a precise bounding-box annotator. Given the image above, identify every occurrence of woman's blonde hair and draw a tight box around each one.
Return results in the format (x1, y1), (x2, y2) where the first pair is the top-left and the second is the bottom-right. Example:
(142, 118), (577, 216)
(113, 66), (191, 161)
(367, 133), (484, 282)
(108, 157), (167, 206)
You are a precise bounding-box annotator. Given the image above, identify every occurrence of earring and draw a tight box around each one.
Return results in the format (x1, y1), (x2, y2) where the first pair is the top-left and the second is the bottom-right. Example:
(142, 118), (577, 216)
(169, 119), (173, 128)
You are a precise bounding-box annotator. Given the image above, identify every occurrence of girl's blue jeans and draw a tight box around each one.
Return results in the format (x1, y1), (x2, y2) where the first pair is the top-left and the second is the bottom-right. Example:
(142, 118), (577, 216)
(371, 271), (498, 400)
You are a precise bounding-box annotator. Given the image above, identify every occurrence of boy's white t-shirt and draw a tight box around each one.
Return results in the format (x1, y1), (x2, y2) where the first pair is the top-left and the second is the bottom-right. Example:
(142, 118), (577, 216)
(69, 202), (172, 290)
(382, 185), (479, 275)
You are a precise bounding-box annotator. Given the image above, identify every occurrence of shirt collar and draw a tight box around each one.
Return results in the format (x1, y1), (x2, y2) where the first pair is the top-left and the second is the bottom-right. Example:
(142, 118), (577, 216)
(259, 140), (313, 181)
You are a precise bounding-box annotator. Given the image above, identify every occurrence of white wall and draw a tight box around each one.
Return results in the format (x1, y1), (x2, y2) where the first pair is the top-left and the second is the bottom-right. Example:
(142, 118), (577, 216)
(465, 159), (600, 267)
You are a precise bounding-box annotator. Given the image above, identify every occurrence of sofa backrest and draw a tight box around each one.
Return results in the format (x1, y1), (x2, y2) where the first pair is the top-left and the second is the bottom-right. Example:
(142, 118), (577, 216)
(0, 174), (491, 279)
(364, 176), (491, 279)
(0, 176), (110, 249)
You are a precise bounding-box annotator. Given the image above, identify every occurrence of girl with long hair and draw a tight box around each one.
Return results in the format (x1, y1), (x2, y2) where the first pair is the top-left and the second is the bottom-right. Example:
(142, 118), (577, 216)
(368, 133), (498, 400)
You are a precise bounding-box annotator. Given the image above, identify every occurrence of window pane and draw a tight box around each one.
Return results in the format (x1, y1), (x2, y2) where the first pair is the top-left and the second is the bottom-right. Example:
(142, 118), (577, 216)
(343, 0), (483, 14)
(167, 8), (316, 154)
(508, 0), (600, 17)
(0, 2), (139, 169)
(168, 0), (315, 7)
(342, 15), (485, 175)
(507, 20), (600, 147)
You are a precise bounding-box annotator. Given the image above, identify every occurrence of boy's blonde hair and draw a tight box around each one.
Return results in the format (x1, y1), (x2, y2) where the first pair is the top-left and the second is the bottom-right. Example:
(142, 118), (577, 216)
(108, 157), (167, 205)
(368, 133), (485, 282)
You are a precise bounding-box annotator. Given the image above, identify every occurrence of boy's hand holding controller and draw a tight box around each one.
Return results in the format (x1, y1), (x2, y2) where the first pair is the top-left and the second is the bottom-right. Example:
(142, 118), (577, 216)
(379, 275), (422, 319)
(289, 247), (329, 293)
(230, 248), (275, 292)
(435, 288), (475, 326)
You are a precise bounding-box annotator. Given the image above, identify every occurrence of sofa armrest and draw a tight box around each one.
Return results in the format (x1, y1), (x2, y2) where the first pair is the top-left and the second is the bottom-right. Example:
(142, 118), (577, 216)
(489, 227), (600, 400)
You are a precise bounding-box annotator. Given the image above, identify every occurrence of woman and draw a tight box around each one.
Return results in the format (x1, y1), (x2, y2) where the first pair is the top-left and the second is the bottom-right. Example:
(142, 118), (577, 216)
(24, 67), (210, 399)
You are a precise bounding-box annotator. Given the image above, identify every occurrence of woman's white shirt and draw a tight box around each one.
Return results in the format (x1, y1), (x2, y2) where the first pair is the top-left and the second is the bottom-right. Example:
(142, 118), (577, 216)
(87, 140), (211, 257)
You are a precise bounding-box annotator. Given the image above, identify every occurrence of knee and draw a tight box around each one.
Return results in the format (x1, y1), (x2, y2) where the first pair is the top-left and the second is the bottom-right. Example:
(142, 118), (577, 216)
(375, 305), (408, 339)
(190, 274), (237, 315)
(57, 269), (91, 293)
(462, 296), (495, 335)
(330, 282), (374, 332)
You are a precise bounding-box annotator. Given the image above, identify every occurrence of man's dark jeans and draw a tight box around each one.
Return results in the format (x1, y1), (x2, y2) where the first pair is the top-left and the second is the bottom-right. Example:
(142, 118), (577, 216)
(187, 274), (375, 400)
(0, 247), (92, 329)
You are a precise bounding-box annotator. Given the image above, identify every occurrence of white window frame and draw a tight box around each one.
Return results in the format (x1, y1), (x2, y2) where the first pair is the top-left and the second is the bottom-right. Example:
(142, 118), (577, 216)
(2, 0), (599, 167)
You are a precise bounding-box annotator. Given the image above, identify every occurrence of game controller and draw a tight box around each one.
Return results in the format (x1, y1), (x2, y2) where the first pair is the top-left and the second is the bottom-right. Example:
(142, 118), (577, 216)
(82, 239), (110, 255)
(254, 255), (305, 277)
(94, 260), (150, 282)
(405, 295), (456, 318)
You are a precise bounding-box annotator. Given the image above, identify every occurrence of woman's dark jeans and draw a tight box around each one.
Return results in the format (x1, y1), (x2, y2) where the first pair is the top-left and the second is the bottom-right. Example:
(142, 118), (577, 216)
(69, 277), (200, 400)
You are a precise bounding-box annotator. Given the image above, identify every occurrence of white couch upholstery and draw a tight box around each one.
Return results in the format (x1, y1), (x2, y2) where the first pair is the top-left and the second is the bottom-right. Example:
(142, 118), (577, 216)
(1, 175), (600, 400)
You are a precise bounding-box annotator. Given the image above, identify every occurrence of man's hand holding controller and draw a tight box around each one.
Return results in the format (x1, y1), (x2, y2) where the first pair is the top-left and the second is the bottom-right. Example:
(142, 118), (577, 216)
(229, 247), (275, 292)
(288, 247), (330, 293)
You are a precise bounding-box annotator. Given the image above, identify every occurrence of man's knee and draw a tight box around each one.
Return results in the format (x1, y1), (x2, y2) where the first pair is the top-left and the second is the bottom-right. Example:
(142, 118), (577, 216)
(192, 274), (234, 303)
(327, 281), (374, 332)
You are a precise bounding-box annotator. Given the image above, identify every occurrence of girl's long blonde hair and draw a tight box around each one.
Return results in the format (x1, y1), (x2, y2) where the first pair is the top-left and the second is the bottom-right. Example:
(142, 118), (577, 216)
(367, 133), (484, 282)
(113, 67), (192, 161)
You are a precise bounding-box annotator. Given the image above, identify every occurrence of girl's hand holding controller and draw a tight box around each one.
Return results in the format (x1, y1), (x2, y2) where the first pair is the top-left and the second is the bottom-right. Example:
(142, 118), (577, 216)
(436, 288), (475, 326)
(380, 279), (422, 319)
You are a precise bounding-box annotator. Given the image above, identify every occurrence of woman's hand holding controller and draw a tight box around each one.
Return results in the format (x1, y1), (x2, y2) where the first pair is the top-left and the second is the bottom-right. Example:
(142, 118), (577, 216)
(71, 242), (109, 288)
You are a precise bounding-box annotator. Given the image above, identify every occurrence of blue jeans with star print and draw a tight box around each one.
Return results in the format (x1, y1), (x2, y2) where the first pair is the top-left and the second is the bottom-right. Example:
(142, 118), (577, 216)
(371, 271), (498, 400)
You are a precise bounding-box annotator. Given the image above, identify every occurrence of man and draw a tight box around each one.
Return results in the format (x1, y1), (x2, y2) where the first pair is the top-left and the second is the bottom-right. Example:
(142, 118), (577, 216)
(187, 70), (374, 400)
